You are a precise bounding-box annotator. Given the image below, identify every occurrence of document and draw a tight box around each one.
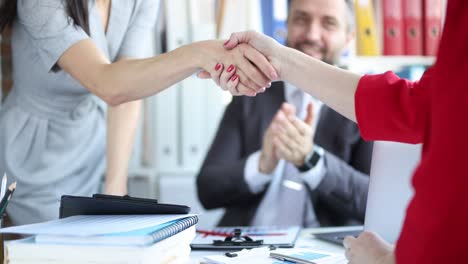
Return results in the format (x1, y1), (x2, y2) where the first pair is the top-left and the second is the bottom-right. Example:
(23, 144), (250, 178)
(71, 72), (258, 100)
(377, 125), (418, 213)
(191, 226), (301, 249)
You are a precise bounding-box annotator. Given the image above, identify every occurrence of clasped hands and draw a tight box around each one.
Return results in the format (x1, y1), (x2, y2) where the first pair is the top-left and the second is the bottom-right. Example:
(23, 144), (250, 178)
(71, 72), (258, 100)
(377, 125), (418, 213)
(197, 31), (282, 96)
(259, 102), (314, 174)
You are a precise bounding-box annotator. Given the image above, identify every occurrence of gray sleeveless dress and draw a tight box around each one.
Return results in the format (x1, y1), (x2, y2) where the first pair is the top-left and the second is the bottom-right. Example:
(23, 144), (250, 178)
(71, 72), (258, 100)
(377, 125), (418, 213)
(0, 0), (158, 225)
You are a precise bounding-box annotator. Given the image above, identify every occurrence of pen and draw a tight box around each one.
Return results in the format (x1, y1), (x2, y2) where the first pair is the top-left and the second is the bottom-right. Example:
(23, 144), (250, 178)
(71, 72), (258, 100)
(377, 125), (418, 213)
(270, 255), (296, 263)
(0, 182), (16, 216)
(196, 230), (287, 237)
(0, 173), (7, 200)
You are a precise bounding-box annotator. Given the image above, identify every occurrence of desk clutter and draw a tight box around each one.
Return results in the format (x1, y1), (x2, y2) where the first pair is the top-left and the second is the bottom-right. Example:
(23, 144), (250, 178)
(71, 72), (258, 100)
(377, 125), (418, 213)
(0, 194), (196, 264)
(191, 226), (301, 250)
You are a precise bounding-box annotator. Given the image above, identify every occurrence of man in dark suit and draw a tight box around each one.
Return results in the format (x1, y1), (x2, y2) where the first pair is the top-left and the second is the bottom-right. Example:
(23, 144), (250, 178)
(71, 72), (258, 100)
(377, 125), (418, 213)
(197, 0), (372, 227)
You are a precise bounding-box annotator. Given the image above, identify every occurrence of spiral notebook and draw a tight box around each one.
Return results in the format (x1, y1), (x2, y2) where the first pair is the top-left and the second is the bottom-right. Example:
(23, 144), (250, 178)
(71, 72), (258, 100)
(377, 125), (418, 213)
(1, 214), (198, 246)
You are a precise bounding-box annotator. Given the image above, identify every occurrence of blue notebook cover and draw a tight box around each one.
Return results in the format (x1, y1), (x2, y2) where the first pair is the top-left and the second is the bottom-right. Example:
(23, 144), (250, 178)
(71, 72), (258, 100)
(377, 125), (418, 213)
(34, 216), (198, 247)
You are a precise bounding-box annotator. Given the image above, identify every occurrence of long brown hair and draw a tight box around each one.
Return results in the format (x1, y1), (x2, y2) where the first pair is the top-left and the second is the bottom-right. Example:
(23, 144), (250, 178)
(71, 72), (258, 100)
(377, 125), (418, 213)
(0, 0), (90, 35)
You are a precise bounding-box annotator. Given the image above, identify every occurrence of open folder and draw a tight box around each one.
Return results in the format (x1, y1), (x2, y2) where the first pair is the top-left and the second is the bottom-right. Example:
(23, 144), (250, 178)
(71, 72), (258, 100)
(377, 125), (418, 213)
(191, 226), (301, 250)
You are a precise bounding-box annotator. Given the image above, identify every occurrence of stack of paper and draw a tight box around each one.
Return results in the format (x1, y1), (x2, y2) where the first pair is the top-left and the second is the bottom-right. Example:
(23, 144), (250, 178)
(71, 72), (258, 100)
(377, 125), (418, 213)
(1, 214), (198, 264)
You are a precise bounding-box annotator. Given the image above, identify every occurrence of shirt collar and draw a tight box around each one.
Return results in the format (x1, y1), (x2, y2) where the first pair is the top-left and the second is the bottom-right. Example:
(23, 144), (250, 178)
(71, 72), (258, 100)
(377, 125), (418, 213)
(284, 82), (316, 104)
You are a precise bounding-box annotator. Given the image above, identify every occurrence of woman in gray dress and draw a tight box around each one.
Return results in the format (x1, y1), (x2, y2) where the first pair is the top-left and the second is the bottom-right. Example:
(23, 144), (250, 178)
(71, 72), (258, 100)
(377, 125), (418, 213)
(0, 0), (276, 226)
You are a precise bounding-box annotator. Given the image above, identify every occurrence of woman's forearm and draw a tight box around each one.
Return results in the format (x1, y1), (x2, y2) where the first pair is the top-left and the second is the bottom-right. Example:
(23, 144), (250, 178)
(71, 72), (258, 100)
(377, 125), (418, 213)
(59, 39), (272, 106)
(96, 44), (203, 105)
(59, 40), (214, 106)
(279, 45), (361, 122)
(105, 99), (142, 195)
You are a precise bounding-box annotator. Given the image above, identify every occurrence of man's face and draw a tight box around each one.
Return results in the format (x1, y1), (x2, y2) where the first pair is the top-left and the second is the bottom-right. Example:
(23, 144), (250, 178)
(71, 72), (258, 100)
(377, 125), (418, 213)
(286, 0), (353, 64)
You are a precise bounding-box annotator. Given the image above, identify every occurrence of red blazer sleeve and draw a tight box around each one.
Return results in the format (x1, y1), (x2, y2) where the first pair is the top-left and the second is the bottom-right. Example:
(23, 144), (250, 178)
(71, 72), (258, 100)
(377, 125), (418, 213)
(355, 68), (433, 143)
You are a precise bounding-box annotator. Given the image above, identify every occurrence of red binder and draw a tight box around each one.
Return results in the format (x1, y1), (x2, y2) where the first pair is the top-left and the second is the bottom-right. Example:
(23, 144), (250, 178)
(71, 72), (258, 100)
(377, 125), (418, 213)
(402, 0), (424, 55)
(383, 0), (404, 55)
(423, 0), (443, 56)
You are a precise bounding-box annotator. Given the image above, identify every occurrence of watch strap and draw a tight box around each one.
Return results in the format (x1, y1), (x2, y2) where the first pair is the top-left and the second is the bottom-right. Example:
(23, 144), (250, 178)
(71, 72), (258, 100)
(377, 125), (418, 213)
(297, 145), (324, 172)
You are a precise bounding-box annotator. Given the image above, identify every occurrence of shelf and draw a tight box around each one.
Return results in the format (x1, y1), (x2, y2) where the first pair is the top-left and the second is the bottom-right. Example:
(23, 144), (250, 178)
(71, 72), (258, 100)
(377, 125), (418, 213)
(344, 56), (435, 66)
(340, 56), (436, 74)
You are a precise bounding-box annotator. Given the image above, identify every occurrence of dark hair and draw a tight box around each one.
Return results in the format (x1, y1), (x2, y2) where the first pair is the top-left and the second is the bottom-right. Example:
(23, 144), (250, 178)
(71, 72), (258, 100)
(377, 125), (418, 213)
(288, 0), (355, 33)
(0, 0), (90, 34)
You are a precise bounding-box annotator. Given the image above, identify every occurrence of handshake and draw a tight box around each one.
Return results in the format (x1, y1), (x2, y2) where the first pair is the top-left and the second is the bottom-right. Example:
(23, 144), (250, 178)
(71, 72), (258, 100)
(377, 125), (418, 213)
(196, 31), (286, 97)
(194, 30), (358, 125)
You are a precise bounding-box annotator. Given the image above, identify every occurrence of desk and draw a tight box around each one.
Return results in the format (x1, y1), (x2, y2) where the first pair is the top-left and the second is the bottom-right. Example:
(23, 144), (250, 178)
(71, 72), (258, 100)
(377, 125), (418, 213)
(189, 226), (360, 263)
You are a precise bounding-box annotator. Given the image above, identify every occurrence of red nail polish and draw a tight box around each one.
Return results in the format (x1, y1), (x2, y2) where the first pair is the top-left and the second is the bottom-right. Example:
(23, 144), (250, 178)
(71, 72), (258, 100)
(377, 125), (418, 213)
(231, 75), (238, 82)
(224, 39), (230, 46)
(215, 63), (221, 71)
(227, 65), (234, 73)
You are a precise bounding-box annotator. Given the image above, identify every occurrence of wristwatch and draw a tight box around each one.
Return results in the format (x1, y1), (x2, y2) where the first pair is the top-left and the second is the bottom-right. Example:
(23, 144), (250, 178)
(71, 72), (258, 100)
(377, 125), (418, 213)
(297, 145), (325, 172)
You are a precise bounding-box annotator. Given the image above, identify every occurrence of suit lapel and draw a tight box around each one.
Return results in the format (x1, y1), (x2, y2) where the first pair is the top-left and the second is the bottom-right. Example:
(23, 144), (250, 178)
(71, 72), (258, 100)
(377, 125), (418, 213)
(314, 105), (328, 145)
(315, 105), (349, 154)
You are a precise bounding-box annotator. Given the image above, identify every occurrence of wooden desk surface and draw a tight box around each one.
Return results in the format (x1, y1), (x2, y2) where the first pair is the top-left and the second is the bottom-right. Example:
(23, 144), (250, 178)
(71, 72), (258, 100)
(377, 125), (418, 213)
(189, 226), (360, 263)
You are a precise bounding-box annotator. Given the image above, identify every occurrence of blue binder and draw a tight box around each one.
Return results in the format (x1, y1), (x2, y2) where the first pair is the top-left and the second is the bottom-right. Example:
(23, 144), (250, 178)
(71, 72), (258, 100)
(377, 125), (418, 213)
(262, 0), (288, 45)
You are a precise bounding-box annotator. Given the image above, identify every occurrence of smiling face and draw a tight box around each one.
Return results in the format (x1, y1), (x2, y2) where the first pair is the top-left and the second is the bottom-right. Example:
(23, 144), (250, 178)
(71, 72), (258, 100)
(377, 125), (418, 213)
(286, 0), (354, 64)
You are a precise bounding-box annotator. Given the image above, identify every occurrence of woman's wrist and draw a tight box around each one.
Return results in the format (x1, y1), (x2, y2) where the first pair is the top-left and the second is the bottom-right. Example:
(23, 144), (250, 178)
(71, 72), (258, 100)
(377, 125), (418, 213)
(377, 252), (396, 264)
(273, 45), (289, 80)
(276, 45), (305, 81)
(189, 40), (223, 71)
